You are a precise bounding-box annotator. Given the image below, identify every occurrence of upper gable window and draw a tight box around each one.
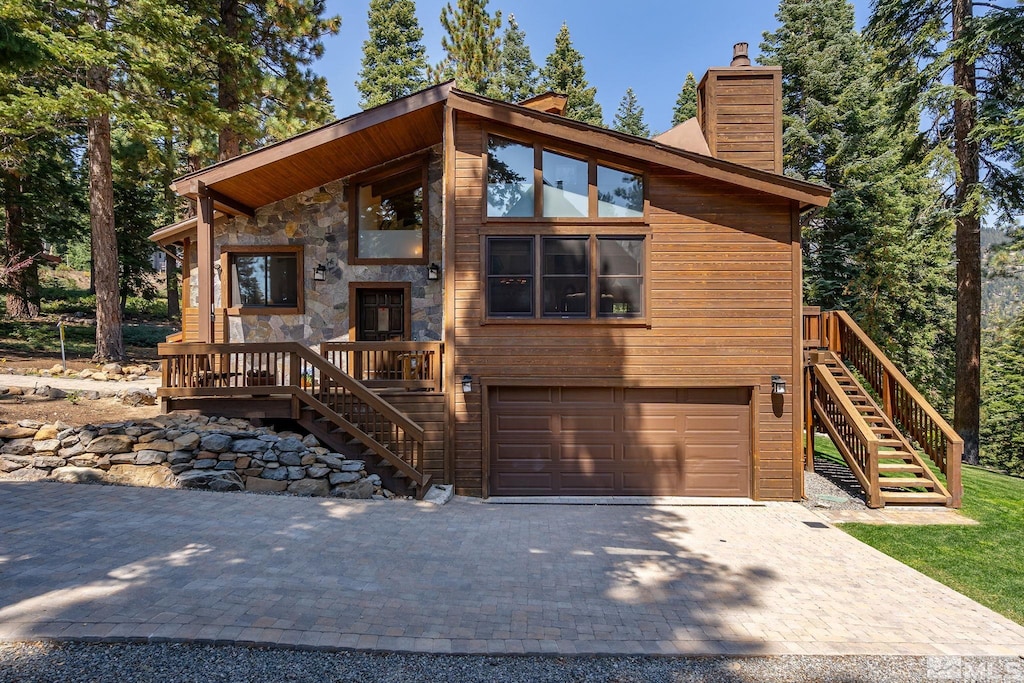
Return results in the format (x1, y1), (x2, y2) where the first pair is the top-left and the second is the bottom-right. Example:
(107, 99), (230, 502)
(487, 136), (535, 218)
(597, 165), (644, 218)
(351, 162), (428, 264)
(486, 134), (646, 221)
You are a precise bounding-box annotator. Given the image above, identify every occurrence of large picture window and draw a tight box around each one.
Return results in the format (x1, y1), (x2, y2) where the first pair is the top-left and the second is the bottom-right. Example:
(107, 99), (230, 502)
(486, 134), (646, 220)
(485, 236), (645, 320)
(223, 246), (303, 313)
(350, 159), (428, 264)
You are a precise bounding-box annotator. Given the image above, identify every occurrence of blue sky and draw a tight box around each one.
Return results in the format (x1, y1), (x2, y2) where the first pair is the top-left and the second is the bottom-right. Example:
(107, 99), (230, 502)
(318, 1), (871, 133)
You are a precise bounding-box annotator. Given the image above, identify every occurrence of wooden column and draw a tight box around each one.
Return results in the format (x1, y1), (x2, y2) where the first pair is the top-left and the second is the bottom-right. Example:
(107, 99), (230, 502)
(196, 191), (215, 343)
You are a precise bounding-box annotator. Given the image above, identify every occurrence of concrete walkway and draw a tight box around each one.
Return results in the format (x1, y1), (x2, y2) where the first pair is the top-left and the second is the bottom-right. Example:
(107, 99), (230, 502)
(0, 373), (160, 397)
(1, 481), (1023, 657)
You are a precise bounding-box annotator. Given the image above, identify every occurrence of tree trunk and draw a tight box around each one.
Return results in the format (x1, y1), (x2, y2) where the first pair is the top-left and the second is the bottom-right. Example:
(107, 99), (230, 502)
(952, 0), (981, 465)
(218, 0), (242, 161)
(161, 133), (180, 318)
(2, 170), (41, 318)
(86, 4), (125, 362)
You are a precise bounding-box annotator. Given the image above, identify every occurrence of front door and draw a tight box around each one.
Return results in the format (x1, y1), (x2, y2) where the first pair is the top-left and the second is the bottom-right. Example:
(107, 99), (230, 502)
(356, 288), (407, 341)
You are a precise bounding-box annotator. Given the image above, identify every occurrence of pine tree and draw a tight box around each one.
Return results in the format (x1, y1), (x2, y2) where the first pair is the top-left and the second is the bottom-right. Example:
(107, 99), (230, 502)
(356, 0), (427, 109)
(612, 88), (650, 137)
(432, 0), (502, 94)
(672, 73), (698, 125)
(981, 310), (1024, 477)
(761, 0), (957, 407)
(485, 13), (537, 102)
(539, 23), (602, 126)
(866, 0), (1024, 464)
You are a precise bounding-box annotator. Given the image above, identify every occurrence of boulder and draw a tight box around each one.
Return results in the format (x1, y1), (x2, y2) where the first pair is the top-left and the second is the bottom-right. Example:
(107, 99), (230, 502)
(166, 451), (193, 466)
(192, 458), (217, 469)
(0, 455), (33, 472)
(245, 478), (288, 493)
(32, 456), (64, 469)
(301, 434), (320, 448)
(105, 464), (177, 488)
(49, 364), (64, 375)
(78, 369), (94, 379)
(33, 439), (61, 453)
(275, 436), (305, 452)
(330, 479), (375, 500)
(287, 466), (306, 480)
(120, 390), (156, 406)
(315, 454), (345, 469)
(340, 460), (365, 472)
(137, 439), (175, 453)
(3, 467), (49, 481)
(102, 362), (123, 375)
(198, 432), (233, 454)
(34, 425), (59, 441)
(261, 467), (289, 481)
(59, 443), (86, 458)
(5, 386), (23, 396)
(2, 439), (36, 455)
(176, 469), (243, 492)
(138, 429), (167, 444)
(90, 372), (109, 382)
(82, 391), (101, 401)
(423, 484), (454, 506)
(287, 479), (330, 497)
(329, 471), (361, 485)
(109, 454), (136, 465)
(0, 426), (38, 439)
(173, 432), (200, 450)
(306, 466), (330, 479)
(277, 451), (302, 467)
(86, 434), (136, 454)
(44, 387), (67, 399)
(134, 450), (166, 465)
(214, 461), (235, 471)
(67, 454), (99, 467)
(49, 467), (107, 485)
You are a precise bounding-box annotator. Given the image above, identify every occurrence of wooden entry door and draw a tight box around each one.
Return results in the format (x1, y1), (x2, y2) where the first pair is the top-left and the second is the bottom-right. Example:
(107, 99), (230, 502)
(356, 288), (407, 341)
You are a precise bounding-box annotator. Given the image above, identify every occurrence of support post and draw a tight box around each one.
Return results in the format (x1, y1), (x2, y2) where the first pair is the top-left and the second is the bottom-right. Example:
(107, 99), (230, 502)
(804, 364), (815, 472)
(196, 190), (215, 343)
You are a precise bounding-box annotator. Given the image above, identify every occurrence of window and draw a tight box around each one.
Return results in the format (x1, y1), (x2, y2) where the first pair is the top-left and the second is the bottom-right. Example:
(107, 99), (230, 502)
(224, 246), (302, 312)
(486, 134), (646, 220)
(487, 136), (535, 218)
(350, 161), (428, 263)
(487, 238), (534, 316)
(485, 236), (645, 320)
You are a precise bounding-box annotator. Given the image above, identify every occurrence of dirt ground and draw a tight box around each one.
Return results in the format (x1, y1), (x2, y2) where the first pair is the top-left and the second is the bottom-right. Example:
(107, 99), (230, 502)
(0, 393), (161, 426)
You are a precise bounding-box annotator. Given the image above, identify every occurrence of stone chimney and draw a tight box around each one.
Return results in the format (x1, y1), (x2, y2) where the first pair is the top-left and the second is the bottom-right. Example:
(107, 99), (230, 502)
(697, 42), (782, 173)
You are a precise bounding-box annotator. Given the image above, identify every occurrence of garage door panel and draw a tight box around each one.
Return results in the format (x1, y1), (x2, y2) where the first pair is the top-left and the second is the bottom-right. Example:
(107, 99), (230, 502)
(489, 386), (750, 497)
(560, 443), (615, 461)
(493, 443), (553, 462)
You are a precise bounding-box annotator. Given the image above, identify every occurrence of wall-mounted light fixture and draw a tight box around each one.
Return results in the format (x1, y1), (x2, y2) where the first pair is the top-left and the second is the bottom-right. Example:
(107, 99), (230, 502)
(313, 263), (327, 281)
(427, 263), (441, 281)
(771, 375), (786, 395)
(461, 374), (473, 393)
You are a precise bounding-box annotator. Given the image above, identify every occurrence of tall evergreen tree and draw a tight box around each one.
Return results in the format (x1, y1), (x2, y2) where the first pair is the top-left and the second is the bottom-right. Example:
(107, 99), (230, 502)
(981, 309), (1024, 477)
(612, 88), (650, 137)
(539, 23), (602, 126)
(672, 72), (698, 125)
(867, 0), (1024, 464)
(432, 0), (501, 93)
(356, 0), (427, 109)
(485, 13), (537, 103)
(761, 0), (957, 406)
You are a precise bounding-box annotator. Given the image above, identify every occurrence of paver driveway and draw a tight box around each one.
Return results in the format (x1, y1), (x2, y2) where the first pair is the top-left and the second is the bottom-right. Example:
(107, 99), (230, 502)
(1, 481), (1023, 657)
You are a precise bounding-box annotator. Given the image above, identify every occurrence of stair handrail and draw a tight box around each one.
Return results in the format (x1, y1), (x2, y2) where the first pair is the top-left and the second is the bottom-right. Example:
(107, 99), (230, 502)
(823, 310), (962, 507)
(812, 362), (882, 507)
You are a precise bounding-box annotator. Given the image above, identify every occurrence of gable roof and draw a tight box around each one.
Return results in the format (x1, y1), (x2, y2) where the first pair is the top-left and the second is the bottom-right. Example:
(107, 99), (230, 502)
(169, 81), (830, 213)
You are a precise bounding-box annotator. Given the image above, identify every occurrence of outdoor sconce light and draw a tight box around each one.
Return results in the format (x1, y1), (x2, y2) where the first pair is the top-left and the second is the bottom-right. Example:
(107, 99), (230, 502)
(313, 263), (327, 281)
(771, 375), (786, 395)
(427, 263), (441, 281)
(461, 374), (473, 393)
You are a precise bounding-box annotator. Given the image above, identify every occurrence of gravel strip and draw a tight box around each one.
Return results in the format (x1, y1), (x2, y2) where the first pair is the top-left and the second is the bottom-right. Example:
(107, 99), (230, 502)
(801, 460), (870, 512)
(2, 642), (1020, 683)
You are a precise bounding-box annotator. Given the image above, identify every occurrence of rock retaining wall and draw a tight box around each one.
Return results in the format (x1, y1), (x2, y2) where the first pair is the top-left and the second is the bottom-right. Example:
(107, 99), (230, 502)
(0, 414), (393, 500)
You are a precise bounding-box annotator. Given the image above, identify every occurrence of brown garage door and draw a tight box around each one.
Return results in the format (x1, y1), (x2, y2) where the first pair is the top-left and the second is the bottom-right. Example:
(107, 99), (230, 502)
(489, 386), (750, 497)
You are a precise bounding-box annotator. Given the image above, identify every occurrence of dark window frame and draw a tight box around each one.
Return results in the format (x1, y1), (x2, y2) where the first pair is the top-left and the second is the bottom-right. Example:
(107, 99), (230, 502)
(483, 235), (647, 323)
(349, 156), (430, 265)
(221, 245), (304, 315)
(484, 131), (648, 223)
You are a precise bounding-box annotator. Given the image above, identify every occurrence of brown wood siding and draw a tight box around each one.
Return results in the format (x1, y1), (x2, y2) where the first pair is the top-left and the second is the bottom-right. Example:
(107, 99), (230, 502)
(701, 69), (782, 174)
(385, 392), (446, 482)
(451, 114), (799, 500)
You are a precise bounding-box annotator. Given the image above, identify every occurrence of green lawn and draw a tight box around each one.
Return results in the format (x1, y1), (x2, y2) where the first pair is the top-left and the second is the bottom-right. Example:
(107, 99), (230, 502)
(0, 320), (171, 360)
(814, 435), (1024, 625)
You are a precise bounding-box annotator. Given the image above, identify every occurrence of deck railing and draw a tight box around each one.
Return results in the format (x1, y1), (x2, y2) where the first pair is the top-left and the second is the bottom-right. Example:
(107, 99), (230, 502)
(810, 362), (882, 508)
(157, 342), (428, 486)
(815, 310), (962, 507)
(320, 341), (443, 392)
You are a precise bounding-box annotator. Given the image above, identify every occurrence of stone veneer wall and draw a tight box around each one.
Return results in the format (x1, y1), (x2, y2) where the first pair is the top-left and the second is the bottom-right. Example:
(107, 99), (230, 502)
(202, 145), (445, 346)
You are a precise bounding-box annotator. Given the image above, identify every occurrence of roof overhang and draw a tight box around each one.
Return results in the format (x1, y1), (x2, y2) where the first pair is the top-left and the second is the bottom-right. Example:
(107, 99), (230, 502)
(447, 89), (831, 209)
(149, 212), (231, 247)
(169, 82), (453, 211)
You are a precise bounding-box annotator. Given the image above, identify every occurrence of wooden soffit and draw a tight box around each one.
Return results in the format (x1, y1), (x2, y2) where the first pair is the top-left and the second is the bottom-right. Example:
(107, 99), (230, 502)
(447, 89), (831, 209)
(170, 82), (453, 210)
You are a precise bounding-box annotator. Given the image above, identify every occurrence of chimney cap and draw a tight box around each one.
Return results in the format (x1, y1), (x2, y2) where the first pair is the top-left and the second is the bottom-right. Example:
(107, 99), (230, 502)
(731, 42), (751, 67)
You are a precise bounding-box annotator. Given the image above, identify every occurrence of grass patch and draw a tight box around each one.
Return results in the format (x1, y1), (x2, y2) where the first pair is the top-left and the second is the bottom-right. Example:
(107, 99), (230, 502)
(0, 320), (171, 360)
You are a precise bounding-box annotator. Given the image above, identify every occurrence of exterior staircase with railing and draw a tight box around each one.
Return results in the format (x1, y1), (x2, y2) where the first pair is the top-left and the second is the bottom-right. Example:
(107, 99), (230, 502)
(804, 309), (963, 508)
(158, 342), (433, 498)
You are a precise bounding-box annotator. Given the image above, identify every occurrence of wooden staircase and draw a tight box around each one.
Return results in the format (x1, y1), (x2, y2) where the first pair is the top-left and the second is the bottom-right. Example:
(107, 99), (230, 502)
(804, 310), (963, 508)
(158, 341), (433, 499)
(812, 351), (949, 506)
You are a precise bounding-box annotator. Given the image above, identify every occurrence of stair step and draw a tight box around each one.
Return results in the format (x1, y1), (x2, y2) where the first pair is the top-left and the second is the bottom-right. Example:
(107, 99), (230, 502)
(878, 463), (925, 473)
(878, 439), (906, 447)
(878, 477), (937, 489)
(880, 491), (949, 505)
